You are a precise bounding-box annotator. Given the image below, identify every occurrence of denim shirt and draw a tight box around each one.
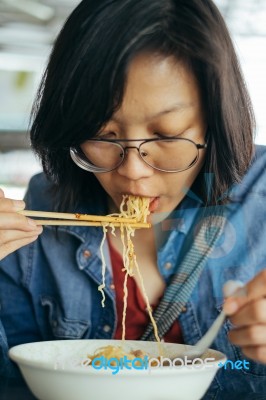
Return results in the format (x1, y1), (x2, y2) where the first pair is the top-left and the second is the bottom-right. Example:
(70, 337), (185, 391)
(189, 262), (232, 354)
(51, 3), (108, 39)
(1, 145), (266, 399)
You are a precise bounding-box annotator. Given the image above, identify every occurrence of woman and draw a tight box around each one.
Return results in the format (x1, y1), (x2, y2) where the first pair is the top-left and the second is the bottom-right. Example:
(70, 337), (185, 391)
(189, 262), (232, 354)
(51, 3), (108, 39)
(0, 0), (266, 397)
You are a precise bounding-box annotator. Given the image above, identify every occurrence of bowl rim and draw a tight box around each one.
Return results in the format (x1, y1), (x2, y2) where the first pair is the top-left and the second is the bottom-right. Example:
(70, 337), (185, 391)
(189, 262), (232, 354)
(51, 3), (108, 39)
(9, 339), (227, 376)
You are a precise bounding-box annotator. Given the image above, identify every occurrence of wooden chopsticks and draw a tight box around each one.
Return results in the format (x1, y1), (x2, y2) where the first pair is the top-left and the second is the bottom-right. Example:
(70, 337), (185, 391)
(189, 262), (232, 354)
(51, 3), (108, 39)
(18, 210), (151, 229)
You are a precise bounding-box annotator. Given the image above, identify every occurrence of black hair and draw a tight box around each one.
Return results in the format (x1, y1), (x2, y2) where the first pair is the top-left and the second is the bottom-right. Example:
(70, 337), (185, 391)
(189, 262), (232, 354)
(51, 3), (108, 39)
(30, 0), (255, 211)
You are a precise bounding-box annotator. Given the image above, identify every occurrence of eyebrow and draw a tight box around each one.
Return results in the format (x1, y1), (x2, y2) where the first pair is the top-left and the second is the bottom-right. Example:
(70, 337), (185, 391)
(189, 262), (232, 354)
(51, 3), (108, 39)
(111, 103), (193, 123)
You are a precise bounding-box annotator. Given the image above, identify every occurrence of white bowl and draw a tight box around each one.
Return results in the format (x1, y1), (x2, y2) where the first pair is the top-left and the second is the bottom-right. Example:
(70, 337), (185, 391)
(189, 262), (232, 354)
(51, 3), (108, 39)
(9, 339), (226, 400)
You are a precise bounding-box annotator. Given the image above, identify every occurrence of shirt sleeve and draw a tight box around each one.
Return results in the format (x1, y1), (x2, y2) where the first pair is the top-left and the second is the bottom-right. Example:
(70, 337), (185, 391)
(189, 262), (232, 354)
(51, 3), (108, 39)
(0, 175), (44, 380)
(0, 319), (19, 379)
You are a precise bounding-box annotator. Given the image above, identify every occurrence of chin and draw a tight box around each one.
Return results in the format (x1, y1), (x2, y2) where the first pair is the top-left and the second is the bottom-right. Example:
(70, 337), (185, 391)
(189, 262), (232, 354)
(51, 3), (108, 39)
(149, 206), (175, 225)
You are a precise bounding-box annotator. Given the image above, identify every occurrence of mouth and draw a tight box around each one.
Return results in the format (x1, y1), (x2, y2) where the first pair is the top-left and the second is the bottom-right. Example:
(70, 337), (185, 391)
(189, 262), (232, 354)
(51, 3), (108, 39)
(148, 197), (160, 213)
(121, 193), (160, 213)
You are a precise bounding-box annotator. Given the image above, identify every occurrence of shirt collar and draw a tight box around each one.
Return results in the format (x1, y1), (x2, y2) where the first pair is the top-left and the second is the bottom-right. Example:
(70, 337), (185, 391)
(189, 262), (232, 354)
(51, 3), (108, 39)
(45, 195), (107, 243)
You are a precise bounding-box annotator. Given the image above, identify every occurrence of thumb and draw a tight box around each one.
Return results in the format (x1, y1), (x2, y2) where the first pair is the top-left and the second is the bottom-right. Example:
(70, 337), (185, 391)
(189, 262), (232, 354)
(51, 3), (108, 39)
(223, 280), (247, 315)
(223, 280), (246, 298)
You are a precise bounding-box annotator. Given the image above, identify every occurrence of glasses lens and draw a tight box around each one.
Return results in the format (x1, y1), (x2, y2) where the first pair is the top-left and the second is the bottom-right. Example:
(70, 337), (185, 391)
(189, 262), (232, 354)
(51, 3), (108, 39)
(80, 140), (124, 170)
(140, 139), (198, 172)
(75, 138), (199, 173)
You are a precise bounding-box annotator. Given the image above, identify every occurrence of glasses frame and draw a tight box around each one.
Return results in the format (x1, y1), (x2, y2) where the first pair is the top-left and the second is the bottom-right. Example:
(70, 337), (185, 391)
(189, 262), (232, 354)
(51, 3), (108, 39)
(70, 137), (207, 173)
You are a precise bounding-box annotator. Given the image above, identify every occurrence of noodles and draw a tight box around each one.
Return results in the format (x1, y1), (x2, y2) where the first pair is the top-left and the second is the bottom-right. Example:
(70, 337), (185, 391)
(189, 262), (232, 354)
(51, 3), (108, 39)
(84, 345), (161, 373)
(98, 223), (108, 308)
(119, 195), (150, 223)
(85, 345), (145, 365)
(97, 196), (149, 307)
(96, 195), (162, 360)
(98, 195), (150, 304)
(82, 345), (160, 367)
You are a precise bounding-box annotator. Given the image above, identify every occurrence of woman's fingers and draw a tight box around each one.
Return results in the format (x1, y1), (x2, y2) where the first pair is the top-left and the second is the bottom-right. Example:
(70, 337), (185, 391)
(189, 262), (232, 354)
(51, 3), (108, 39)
(0, 192), (25, 213)
(0, 227), (43, 246)
(0, 188), (43, 260)
(0, 212), (40, 232)
(223, 272), (266, 364)
(0, 234), (40, 260)
(228, 325), (266, 363)
(0, 225), (43, 260)
(223, 270), (266, 315)
(0, 188), (39, 232)
(240, 345), (266, 363)
(228, 325), (266, 346)
(228, 299), (266, 326)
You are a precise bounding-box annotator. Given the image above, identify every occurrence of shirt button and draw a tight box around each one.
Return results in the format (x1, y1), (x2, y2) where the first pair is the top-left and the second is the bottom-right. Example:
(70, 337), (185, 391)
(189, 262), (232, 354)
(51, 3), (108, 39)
(110, 283), (115, 290)
(103, 325), (111, 333)
(83, 249), (91, 258)
(164, 262), (172, 270)
(181, 306), (187, 313)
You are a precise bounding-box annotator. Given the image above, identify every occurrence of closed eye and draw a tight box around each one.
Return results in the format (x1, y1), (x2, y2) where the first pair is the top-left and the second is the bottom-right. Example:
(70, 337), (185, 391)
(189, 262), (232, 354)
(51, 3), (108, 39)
(96, 131), (117, 140)
(154, 132), (183, 139)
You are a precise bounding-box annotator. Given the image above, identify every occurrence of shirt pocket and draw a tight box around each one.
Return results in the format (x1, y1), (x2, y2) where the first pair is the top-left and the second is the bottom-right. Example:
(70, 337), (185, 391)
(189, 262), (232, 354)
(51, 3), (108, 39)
(41, 296), (90, 339)
(215, 305), (266, 378)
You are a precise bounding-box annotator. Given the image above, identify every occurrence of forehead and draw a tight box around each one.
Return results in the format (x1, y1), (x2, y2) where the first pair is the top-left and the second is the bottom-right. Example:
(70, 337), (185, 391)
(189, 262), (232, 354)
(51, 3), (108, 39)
(112, 52), (201, 124)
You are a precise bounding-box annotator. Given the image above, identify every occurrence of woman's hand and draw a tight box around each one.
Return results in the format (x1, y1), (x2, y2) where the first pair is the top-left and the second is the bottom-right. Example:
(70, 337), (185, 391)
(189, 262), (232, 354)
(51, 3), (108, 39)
(0, 188), (43, 261)
(223, 271), (266, 364)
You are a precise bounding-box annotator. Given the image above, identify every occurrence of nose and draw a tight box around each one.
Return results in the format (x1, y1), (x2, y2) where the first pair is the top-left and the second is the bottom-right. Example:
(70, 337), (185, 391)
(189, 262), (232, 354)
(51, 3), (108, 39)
(116, 147), (154, 180)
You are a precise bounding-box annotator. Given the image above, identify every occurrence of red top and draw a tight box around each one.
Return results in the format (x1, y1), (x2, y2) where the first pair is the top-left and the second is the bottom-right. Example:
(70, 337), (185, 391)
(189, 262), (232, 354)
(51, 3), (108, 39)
(108, 239), (183, 343)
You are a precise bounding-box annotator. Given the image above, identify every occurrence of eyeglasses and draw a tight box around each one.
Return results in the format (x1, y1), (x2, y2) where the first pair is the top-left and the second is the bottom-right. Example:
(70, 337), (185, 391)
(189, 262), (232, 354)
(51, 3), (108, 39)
(70, 137), (207, 173)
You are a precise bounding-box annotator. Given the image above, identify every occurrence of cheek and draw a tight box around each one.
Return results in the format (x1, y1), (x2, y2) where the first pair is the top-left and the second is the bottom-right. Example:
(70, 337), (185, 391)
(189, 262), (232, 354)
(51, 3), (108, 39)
(182, 152), (206, 186)
(164, 168), (200, 195)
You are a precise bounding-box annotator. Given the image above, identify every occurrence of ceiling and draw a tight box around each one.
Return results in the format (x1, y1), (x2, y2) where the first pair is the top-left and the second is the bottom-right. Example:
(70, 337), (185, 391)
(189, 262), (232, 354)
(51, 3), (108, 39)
(0, 0), (79, 62)
(0, 0), (265, 70)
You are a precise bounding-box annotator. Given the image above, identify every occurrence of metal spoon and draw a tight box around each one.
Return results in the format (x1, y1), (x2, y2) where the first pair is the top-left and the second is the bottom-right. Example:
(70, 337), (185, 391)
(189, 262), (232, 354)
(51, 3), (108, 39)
(175, 280), (246, 361)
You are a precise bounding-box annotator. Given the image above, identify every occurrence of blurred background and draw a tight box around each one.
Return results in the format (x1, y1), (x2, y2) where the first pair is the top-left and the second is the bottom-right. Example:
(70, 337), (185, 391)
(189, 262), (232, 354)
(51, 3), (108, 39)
(0, 0), (266, 199)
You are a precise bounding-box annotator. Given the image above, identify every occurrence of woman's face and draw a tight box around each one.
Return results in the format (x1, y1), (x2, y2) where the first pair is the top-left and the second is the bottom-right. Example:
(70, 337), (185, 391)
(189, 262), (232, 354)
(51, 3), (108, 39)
(83, 53), (207, 217)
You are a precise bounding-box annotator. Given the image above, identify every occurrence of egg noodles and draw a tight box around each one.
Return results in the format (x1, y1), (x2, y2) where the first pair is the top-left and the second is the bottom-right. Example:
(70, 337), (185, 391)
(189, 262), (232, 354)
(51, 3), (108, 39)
(88, 196), (162, 364)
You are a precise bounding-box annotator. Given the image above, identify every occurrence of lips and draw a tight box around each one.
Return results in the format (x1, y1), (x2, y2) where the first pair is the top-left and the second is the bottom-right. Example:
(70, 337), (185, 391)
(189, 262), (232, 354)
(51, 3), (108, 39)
(148, 197), (160, 213)
(120, 193), (160, 213)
